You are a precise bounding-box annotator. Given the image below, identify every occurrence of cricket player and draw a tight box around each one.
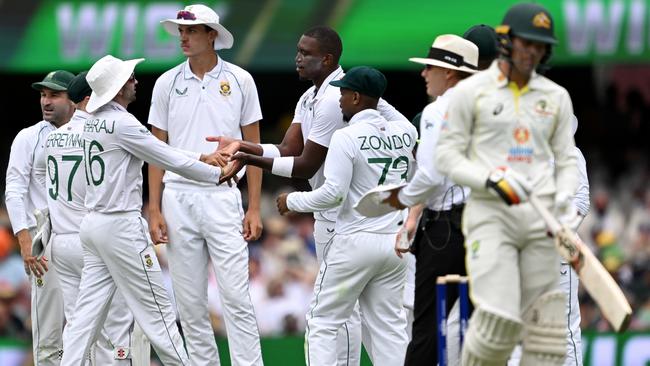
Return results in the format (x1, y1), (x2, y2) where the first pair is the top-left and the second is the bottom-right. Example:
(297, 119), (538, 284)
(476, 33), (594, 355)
(435, 3), (579, 365)
(382, 33), (482, 366)
(148, 5), (263, 364)
(5, 70), (74, 365)
(60, 55), (226, 366)
(211, 26), (407, 364)
(277, 66), (418, 366)
(45, 72), (150, 365)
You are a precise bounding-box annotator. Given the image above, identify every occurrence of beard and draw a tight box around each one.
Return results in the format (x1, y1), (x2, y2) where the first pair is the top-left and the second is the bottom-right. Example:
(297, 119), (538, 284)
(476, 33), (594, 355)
(342, 112), (351, 122)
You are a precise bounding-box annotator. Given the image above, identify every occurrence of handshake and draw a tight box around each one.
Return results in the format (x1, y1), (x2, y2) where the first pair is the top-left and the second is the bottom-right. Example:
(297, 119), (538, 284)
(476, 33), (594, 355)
(200, 136), (251, 185)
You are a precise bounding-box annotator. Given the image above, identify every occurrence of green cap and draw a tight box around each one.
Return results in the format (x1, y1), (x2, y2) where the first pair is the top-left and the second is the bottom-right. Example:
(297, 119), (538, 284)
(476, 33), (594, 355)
(497, 3), (557, 45)
(67, 71), (92, 104)
(463, 24), (498, 62)
(31, 70), (75, 92)
(330, 66), (387, 99)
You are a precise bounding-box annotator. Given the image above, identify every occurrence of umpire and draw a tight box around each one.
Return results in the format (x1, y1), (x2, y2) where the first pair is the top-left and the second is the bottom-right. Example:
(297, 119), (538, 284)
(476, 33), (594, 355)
(385, 25), (499, 365)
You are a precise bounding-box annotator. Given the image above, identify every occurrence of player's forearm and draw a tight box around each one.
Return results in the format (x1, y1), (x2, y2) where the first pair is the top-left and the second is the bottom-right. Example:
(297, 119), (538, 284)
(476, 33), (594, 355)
(290, 157), (321, 179)
(236, 141), (263, 156)
(398, 169), (445, 207)
(245, 166), (262, 211)
(287, 183), (343, 213)
(5, 195), (28, 234)
(148, 165), (165, 212)
(16, 229), (32, 257)
(243, 154), (274, 172)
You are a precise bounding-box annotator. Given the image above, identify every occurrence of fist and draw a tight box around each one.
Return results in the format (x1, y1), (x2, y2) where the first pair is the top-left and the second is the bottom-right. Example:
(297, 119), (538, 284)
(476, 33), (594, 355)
(276, 193), (290, 215)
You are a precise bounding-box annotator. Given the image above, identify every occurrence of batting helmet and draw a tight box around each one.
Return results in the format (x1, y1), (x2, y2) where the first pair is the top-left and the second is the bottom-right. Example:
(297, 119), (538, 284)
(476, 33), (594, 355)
(495, 3), (556, 66)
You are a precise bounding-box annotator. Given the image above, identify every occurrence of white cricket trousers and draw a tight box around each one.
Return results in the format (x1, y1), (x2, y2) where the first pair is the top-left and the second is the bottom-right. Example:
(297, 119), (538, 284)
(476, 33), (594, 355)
(306, 231), (408, 366)
(30, 227), (65, 366)
(314, 219), (362, 366)
(462, 198), (561, 319)
(51, 233), (144, 365)
(61, 212), (189, 366)
(162, 185), (262, 366)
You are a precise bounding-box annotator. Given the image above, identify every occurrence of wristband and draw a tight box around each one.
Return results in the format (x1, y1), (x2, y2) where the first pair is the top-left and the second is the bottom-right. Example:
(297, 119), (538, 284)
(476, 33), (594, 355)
(261, 144), (281, 158)
(271, 157), (294, 177)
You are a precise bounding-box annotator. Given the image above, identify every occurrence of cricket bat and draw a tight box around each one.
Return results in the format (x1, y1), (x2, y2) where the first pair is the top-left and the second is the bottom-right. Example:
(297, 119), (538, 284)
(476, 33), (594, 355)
(529, 195), (632, 332)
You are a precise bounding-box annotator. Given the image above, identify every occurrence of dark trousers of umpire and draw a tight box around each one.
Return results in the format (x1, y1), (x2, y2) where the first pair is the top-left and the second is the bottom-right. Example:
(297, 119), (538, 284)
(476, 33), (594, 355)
(404, 204), (473, 366)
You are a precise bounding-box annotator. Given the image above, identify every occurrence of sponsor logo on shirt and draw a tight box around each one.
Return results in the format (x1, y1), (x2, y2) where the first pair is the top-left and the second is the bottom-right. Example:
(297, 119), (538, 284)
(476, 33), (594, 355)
(220, 81), (231, 96)
(470, 240), (480, 259)
(493, 103), (503, 115)
(175, 87), (188, 96)
(508, 126), (533, 163)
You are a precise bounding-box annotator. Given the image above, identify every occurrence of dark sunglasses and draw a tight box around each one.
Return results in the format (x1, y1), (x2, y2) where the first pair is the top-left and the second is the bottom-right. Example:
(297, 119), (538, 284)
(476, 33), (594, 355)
(177, 10), (197, 20)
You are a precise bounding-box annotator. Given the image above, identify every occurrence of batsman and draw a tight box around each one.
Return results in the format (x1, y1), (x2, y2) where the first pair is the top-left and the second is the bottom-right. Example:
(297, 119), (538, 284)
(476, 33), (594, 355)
(436, 3), (579, 365)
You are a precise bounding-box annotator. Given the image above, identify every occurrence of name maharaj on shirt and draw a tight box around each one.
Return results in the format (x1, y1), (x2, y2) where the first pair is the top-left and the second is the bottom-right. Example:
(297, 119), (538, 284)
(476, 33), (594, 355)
(358, 133), (413, 151)
(84, 119), (115, 134)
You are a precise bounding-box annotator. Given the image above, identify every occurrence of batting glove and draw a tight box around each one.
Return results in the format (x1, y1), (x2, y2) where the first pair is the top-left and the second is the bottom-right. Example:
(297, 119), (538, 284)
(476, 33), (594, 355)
(554, 191), (582, 232)
(486, 167), (532, 205)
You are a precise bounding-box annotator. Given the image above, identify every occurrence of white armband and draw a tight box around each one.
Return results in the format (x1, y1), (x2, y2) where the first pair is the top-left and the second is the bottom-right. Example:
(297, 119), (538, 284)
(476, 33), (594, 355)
(271, 157), (294, 177)
(261, 144), (281, 158)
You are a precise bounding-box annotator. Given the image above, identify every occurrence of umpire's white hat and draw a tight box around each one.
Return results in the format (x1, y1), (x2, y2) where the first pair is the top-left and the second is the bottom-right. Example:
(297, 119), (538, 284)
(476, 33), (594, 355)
(161, 4), (234, 50)
(86, 55), (144, 113)
(410, 34), (479, 74)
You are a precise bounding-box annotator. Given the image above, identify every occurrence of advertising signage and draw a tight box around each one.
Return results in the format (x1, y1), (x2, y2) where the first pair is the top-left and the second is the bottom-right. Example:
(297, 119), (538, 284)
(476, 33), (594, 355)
(1, 0), (650, 72)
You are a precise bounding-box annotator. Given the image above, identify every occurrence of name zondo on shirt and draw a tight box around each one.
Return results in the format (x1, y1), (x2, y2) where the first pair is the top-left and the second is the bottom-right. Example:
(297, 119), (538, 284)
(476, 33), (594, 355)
(358, 133), (413, 152)
(46, 132), (84, 149)
(84, 118), (115, 134)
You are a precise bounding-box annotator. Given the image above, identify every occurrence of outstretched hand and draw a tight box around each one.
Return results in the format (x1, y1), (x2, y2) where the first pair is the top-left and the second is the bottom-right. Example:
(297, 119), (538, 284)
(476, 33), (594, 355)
(218, 152), (248, 185)
(206, 135), (241, 156)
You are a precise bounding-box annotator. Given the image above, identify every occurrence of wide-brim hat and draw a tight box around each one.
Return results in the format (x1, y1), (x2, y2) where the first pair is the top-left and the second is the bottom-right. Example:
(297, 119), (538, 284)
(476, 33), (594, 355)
(161, 4), (234, 50)
(86, 55), (144, 113)
(410, 34), (479, 74)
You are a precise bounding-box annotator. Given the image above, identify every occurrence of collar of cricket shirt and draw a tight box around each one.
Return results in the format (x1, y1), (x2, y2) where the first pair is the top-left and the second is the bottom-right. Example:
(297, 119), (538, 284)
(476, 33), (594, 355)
(183, 55), (223, 81)
(491, 60), (542, 91)
(349, 108), (383, 126)
(315, 66), (344, 99)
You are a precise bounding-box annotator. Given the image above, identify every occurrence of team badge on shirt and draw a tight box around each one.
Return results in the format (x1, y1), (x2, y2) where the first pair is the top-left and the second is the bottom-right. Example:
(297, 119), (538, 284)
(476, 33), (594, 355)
(534, 99), (554, 116)
(220, 81), (231, 96)
(513, 126), (530, 144)
(36, 277), (44, 287)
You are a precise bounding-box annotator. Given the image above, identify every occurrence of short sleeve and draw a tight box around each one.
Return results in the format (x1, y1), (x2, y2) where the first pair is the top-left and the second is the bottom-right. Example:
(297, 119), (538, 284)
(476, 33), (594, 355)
(239, 72), (263, 126)
(148, 74), (171, 131)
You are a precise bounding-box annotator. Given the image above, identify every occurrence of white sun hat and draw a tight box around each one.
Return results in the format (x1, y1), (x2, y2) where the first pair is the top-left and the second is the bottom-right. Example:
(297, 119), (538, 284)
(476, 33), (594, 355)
(354, 183), (408, 218)
(86, 55), (144, 113)
(161, 4), (234, 50)
(410, 34), (479, 74)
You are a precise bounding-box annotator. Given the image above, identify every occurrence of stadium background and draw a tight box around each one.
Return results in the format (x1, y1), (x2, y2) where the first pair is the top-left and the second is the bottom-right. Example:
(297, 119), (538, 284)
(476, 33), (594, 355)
(0, 0), (648, 364)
